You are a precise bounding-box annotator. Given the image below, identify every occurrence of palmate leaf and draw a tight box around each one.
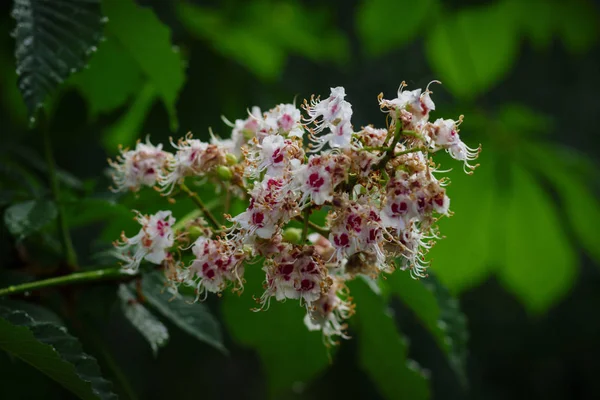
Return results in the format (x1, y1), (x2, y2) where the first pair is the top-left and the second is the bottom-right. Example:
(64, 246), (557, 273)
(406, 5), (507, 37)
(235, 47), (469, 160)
(350, 278), (431, 400)
(11, 0), (105, 117)
(102, 0), (185, 131)
(525, 143), (600, 266)
(425, 1), (519, 99)
(498, 164), (577, 313)
(4, 199), (57, 240)
(384, 272), (468, 387)
(356, 0), (438, 56)
(221, 262), (329, 396)
(140, 271), (226, 354)
(118, 284), (169, 357)
(0, 306), (117, 400)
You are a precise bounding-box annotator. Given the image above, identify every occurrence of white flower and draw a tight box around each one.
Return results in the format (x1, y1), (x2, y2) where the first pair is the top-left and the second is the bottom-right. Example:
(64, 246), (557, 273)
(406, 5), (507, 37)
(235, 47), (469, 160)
(296, 154), (350, 206)
(109, 138), (171, 192)
(304, 278), (353, 345)
(264, 103), (304, 138)
(185, 237), (245, 299)
(160, 135), (227, 192)
(115, 210), (175, 271)
(425, 118), (481, 172)
(304, 86), (354, 151)
(379, 81), (438, 124)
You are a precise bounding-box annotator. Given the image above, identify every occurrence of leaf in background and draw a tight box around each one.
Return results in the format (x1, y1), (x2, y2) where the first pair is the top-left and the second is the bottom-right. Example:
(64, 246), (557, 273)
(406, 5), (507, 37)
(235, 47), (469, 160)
(118, 284), (169, 356)
(384, 272), (468, 386)
(140, 271), (226, 354)
(350, 278), (431, 400)
(177, 3), (284, 80)
(7, 144), (83, 190)
(526, 144), (600, 265)
(11, 0), (105, 117)
(103, 0), (185, 131)
(357, 0), (437, 56)
(555, 0), (599, 54)
(70, 37), (144, 116)
(498, 164), (577, 313)
(64, 198), (131, 229)
(101, 82), (157, 152)
(177, 1), (349, 80)
(497, 104), (552, 137)
(425, 1), (518, 99)
(0, 306), (117, 400)
(428, 152), (496, 292)
(4, 199), (57, 240)
(221, 262), (329, 395)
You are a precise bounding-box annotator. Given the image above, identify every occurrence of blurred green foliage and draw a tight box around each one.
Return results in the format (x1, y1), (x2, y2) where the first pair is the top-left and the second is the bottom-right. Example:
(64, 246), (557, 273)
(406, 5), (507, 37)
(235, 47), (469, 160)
(1, 0), (599, 399)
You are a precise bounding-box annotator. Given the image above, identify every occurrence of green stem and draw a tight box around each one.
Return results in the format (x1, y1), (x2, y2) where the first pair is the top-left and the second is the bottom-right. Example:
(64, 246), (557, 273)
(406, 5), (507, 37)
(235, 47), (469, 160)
(376, 121), (403, 169)
(179, 183), (222, 230)
(301, 209), (311, 243)
(0, 267), (130, 298)
(293, 215), (329, 237)
(42, 114), (78, 269)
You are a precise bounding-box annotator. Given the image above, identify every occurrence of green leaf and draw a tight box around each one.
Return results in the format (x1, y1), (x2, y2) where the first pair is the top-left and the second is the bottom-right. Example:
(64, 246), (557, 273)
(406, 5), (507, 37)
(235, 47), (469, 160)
(221, 262), (329, 395)
(384, 272), (468, 386)
(4, 199), (57, 240)
(526, 144), (600, 265)
(101, 83), (157, 151)
(118, 284), (169, 356)
(0, 306), (117, 400)
(11, 0), (105, 117)
(177, 1), (349, 80)
(555, 0), (599, 54)
(357, 0), (437, 55)
(428, 152), (496, 292)
(70, 37), (144, 116)
(140, 271), (226, 354)
(350, 278), (430, 400)
(103, 0), (185, 130)
(64, 198), (131, 229)
(177, 3), (285, 80)
(425, 1), (519, 99)
(498, 164), (577, 313)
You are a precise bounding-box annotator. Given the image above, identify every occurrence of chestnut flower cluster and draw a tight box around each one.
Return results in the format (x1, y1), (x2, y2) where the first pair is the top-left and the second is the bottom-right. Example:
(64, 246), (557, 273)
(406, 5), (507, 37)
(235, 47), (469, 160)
(109, 82), (480, 345)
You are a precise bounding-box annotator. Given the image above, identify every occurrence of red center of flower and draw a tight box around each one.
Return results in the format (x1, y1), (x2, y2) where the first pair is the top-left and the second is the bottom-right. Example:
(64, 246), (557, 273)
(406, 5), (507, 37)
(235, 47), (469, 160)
(391, 201), (408, 216)
(252, 212), (265, 226)
(347, 215), (362, 232)
(272, 148), (284, 164)
(278, 114), (294, 131)
(308, 173), (325, 189)
(333, 233), (349, 248)
(300, 279), (315, 291)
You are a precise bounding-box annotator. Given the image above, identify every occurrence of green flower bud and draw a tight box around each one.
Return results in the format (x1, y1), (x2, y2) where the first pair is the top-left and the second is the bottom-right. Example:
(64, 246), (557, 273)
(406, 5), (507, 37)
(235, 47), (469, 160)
(225, 153), (238, 165)
(282, 227), (303, 244)
(188, 226), (204, 241)
(216, 165), (233, 181)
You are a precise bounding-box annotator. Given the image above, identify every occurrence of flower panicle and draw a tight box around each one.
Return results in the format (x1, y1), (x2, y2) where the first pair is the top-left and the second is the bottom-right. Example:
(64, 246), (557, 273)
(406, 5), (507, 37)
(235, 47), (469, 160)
(109, 81), (480, 346)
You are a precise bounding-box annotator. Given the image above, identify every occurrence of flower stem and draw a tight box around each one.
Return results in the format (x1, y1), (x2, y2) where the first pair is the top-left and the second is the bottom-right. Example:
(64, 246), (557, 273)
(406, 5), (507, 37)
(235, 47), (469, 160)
(301, 209), (311, 243)
(179, 183), (222, 230)
(41, 113), (78, 270)
(0, 267), (130, 298)
(294, 215), (329, 238)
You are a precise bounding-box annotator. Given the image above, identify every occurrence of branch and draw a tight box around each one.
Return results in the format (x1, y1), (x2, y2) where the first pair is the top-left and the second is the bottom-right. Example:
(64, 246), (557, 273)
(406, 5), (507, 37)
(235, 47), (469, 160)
(179, 183), (222, 230)
(0, 267), (132, 298)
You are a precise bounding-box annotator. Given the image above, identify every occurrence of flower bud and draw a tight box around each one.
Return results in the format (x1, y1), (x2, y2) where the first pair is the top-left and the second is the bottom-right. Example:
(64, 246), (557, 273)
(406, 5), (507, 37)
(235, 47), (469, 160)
(188, 226), (204, 241)
(216, 165), (233, 181)
(282, 227), (303, 244)
(225, 153), (238, 165)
